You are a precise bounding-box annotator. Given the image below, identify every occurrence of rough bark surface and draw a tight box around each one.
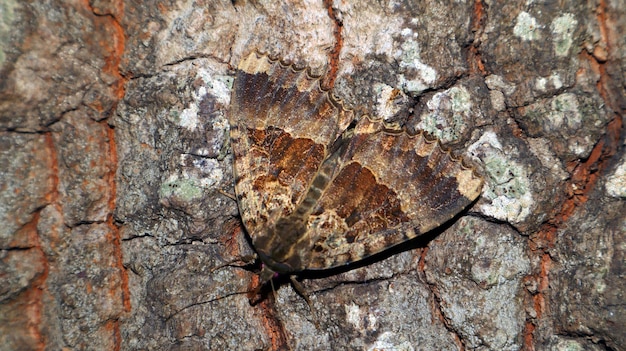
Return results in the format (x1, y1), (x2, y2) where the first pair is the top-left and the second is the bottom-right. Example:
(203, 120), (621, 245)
(0, 1), (624, 350)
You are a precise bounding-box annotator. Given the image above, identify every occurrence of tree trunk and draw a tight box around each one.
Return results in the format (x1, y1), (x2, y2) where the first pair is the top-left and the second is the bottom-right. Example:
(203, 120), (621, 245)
(1, 1), (624, 350)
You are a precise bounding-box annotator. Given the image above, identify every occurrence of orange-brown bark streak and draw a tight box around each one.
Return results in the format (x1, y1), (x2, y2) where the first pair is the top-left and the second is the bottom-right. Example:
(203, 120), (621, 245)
(82, 1), (128, 350)
(468, 0), (487, 75)
(21, 133), (60, 350)
(324, 0), (343, 89)
(18, 213), (49, 351)
(523, 0), (624, 347)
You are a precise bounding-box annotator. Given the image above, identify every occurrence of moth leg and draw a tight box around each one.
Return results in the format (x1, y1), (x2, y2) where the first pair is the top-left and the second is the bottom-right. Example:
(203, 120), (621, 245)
(289, 276), (313, 311)
(289, 276), (322, 329)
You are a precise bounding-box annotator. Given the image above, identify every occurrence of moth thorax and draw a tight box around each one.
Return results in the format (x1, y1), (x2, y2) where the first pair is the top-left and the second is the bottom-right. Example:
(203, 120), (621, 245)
(272, 216), (308, 253)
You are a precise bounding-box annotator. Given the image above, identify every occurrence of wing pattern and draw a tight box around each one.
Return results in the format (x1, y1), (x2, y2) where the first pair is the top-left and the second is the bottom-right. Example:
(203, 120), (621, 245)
(228, 52), (483, 274)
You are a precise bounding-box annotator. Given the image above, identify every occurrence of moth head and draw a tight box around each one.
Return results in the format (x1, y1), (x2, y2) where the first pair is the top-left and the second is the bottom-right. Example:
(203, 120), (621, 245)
(254, 215), (312, 274)
(258, 263), (278, 284)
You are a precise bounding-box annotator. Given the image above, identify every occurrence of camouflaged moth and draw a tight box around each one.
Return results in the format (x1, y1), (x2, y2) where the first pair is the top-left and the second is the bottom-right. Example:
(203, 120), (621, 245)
(228, 51), (483, 287)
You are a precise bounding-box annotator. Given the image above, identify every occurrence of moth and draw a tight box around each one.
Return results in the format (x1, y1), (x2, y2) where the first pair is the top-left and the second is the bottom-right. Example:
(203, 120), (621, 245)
(228, 51), (483, 286)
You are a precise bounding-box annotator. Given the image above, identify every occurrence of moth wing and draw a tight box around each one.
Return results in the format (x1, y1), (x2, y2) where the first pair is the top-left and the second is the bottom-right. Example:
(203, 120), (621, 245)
(305, 117), (483, 270)
(229, 52), (354, 237)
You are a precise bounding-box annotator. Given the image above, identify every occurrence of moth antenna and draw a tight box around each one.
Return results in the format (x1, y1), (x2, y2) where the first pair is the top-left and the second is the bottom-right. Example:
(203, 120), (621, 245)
(167, 289), (256, 321)
(217, 188), (237, 202)
(210, 254), (257, 273)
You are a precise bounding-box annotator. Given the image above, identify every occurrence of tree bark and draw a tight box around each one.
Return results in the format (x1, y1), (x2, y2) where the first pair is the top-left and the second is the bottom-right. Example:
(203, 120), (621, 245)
(1, 1), (624, 350)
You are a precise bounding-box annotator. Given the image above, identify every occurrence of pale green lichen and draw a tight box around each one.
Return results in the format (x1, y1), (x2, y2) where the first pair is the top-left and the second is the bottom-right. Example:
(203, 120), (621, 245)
(417, 86), (473, 143)
(522, 93), (584, 132)
(0, 0), (18, 64)
(551, 93), (582, 129)
(396, 40), (437, 94)
(469, 132), (534, 224)
(514, 11), (542, 41)
(551, 338), (586, 351)
(521, 92), (603, 158)
(160, 176), (202, 201)
(551, 13), (578, 57)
